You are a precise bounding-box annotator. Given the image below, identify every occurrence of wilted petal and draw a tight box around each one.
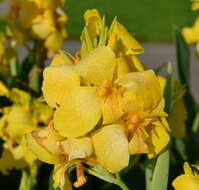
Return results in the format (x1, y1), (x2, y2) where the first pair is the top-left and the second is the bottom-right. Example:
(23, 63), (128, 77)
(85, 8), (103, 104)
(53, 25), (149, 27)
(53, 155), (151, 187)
(75, 46), (116, 86)
(54, 87), (101, 138)
(42, 65), (80, 107)
(25, 127), (62, 164)
(61, 137), (93, 160)
(92, 124), (129, 173)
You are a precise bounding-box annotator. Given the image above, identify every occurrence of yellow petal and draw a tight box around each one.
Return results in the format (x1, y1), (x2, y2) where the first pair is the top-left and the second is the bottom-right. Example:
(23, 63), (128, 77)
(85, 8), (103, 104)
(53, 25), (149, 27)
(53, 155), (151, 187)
(169, 97), (187, 138)
(45, 31), (65, 51)
(116, 54), (131, 77)
(61, 137), (93, 160)
(116, 70), (162, 117)
(42, 65), (80, 107)
(157, 76), (166, 93)
(75, 46), (116, 86)
(172, 174), (199, 190)
(98, 84), (124, 124)
(53, 164), (72, 190)
(0, 81), (9, 96)
(32, 99), (53, 124)
(116, 54), (144, 78)
(83, 9), (102, 41)
(32, 10), (55, 39)
(25, 129), (62, 164)
(20, 136), (38, 177)
(111, 20), (144, 55)
(183, 162), (193, 175)
(129, 55), (144, 71)
(7, 106), (34, 141)
(92, 124), (129, 173)
(10, 88), (31, 108)
(147, 120), (170, 158)
(129, 128), (149, 154)
(0, 150), (26, 175)
(182, 17), (199, 44)
(54, 87), (101, 138)
(51, 51), (73, 66)
(192, 0), (199, 10)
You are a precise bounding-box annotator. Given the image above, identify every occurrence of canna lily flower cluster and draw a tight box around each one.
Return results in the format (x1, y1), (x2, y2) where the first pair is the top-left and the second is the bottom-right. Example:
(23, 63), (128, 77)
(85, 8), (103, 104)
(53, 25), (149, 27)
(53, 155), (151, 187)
(0, 82), (53, 177)
(26, 9), (170, 190)
(5, 0), (68, 52)
(172, 162), (199, 190)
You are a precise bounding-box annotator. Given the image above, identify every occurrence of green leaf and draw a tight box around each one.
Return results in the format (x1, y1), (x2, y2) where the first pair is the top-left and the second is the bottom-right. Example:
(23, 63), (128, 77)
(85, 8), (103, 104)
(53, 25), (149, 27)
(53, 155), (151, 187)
(85, 165), (118, 185)
(175, 30), (190, 85)
(175, 139), (187, 161)
(0, 19), (9, 33)
(121, 155), (140, 176)
(175, 30), (197, 131)
(48, 170), (60, 190)
(192, 111), (199, 133)
(164, 62), (173, 113)
(151, 149), (170, 190)
(19, 169), (37, 190)
(145, 159), (155, 190)
(18, 55), (35, 82)
(29, 66), (40, 95)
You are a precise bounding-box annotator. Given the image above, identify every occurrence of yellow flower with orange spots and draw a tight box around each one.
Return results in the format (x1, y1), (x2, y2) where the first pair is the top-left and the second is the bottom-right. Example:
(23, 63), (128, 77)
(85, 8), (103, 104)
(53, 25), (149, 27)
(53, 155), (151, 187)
(0, 83), (53, 177)
(26, 9), (170, 190)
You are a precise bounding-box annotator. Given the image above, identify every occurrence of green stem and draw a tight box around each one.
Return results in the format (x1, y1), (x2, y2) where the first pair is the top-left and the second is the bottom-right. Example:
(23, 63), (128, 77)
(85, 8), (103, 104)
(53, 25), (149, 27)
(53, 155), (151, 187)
(19, 169), (36, 190)
(10, 58), (18, 77)
(115, 173), (130, 190)
(29, 41), (46, 95)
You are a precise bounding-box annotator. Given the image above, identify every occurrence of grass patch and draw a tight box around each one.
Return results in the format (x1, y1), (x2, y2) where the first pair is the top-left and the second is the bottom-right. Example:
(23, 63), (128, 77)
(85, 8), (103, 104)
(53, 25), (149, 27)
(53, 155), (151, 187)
(65, 0), (198, 42)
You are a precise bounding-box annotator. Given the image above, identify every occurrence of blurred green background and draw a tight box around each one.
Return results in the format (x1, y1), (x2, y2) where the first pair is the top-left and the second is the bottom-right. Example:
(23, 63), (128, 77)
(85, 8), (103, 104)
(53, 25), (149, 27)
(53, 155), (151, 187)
(65, 0), (198, 41)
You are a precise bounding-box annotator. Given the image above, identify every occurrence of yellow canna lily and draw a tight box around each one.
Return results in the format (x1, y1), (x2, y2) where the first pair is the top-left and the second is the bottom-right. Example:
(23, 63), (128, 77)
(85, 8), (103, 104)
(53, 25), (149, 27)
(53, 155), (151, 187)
(0, 86), (53, 177)
(192, 0), (199, 10)
(6, 0), (68, 52)
(80, 9), (144, 73)
(172, 162), (199, 190)
(27, 9), (170, 189)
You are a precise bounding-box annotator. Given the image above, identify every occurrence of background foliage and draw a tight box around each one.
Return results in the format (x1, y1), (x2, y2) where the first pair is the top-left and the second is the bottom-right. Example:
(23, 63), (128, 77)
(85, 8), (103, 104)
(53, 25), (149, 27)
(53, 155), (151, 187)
(65, 0), (198, 41)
